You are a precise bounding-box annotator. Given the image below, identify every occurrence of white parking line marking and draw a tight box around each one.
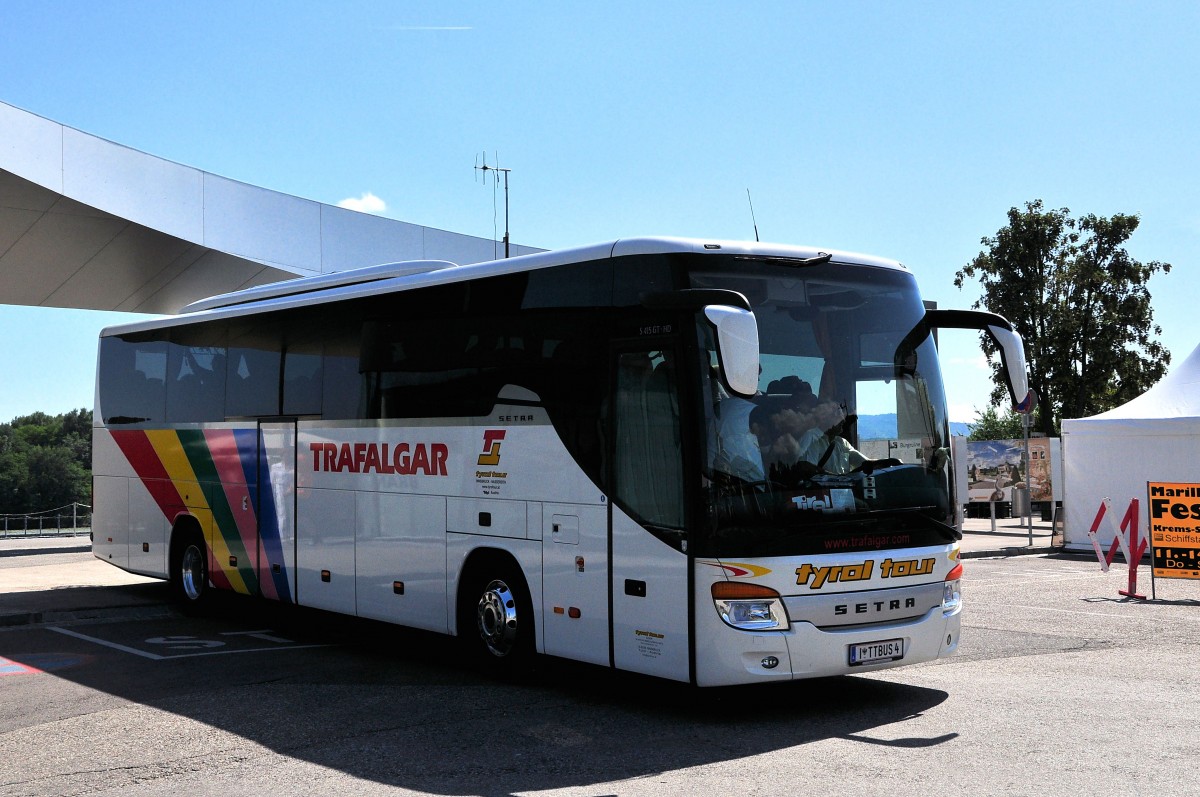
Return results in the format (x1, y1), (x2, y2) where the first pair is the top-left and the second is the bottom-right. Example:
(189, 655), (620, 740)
(144, 643), (330, 660)
(48, 627), (329, 659)
(49, 627), (165, 659)
(989, 603), (1200, 625)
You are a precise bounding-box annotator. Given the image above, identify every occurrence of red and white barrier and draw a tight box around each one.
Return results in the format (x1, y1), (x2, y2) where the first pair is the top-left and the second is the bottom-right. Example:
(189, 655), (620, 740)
(1086, 498), (1147, 600)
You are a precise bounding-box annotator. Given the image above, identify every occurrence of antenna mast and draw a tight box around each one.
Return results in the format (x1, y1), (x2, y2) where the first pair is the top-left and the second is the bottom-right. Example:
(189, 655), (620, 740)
(746, 189), (760, 242)
(475, 153), (512, 258)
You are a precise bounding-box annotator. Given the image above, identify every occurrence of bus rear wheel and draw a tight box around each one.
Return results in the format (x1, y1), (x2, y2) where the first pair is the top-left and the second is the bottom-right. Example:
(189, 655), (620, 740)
(170, 530), (209, 608)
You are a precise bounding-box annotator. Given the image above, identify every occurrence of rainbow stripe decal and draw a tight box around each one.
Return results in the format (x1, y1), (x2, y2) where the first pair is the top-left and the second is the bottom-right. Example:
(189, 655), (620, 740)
(111, 429), (292, 603)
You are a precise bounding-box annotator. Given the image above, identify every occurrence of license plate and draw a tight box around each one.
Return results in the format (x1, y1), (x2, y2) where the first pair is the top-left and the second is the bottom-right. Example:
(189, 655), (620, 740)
(849, 638), (904, 666)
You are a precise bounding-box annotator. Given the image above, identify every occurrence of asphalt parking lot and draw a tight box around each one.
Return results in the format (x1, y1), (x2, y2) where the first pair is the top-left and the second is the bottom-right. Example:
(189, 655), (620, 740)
(3, 529), (1198, 797)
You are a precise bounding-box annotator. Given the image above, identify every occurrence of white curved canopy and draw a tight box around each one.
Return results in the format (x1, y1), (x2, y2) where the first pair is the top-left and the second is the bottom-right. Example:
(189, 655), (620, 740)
(1080, 342), (1200, 422)
(0, 100), (539, 314)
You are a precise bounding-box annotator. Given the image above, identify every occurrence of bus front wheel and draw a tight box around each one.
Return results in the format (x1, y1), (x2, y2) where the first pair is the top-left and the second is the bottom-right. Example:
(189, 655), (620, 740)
(461, 564), (534, 670)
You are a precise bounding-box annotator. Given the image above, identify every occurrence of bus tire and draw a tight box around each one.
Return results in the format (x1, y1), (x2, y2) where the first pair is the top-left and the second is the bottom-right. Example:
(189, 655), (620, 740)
(170, 526), (209, 610)
(459, 559), (534, 671)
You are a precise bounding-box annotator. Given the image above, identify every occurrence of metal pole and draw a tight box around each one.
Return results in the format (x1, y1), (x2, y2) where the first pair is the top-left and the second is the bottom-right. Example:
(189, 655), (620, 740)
(1024, 412), (1033, 547)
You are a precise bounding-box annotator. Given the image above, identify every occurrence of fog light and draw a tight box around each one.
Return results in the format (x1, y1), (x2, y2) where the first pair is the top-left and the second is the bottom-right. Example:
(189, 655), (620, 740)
(761, 655), (780, 669)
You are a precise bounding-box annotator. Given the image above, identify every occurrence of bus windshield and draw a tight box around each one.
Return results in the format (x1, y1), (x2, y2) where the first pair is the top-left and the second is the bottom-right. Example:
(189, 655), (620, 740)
(691, 258), (954, 557)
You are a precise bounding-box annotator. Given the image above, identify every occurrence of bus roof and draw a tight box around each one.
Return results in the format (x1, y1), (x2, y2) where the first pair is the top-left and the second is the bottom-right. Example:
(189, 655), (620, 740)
(100, 236), (908, 337)
(178, 260), (460, 314)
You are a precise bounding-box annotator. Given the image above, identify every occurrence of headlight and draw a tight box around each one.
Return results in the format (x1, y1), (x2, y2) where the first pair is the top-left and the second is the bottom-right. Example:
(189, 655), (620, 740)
(711, 582), (789, 630)
(942, 562), (963, 614)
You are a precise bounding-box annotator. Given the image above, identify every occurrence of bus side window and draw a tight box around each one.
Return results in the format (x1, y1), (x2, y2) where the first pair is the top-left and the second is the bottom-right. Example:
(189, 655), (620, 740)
(98, 337), (166, 424)
(322, 320), (365, 420)
(614, 350), (684, 533)
(226, 323), (281, 418)
(166, 342), (227, 423)
(283, 339), (322, 416)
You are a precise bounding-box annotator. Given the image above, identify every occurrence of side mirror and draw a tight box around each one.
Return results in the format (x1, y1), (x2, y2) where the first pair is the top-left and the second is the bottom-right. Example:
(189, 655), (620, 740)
(982, 322), (1035, 413)
(921, 309), (1035, 414)
(704, 305), (760, 398)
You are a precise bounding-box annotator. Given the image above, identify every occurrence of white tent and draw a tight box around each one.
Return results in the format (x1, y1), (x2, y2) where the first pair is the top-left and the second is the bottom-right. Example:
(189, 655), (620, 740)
(1062, 342), (1200, 550)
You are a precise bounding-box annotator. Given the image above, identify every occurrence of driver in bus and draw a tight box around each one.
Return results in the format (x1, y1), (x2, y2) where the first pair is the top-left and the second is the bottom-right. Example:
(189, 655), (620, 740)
(794, 399), (867, 475)
(752, 386), (868, 477)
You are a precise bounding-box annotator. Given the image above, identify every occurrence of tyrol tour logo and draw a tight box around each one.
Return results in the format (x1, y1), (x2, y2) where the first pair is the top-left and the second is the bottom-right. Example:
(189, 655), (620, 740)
(476, 430), (508, 495)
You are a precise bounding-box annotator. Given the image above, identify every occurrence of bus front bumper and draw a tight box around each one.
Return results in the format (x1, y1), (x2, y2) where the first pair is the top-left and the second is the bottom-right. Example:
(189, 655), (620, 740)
(695, 605), (961, 687)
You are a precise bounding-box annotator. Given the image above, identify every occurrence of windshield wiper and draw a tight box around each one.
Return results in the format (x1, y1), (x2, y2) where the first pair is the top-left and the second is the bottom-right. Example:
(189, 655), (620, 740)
(732, 252), (833, 269)
(795, 252), (833, 266)
(866, 507), (961, 541)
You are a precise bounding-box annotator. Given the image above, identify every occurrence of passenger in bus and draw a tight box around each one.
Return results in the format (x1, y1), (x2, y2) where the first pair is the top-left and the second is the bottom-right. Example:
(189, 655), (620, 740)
(749, 378), (819, 474)
(710, 387), (765, 483)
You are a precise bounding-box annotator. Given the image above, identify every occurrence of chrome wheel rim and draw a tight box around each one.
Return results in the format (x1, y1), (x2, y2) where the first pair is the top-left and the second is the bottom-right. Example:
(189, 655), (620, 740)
(180, 544), (205, 601)
(476, 579), (519, 657)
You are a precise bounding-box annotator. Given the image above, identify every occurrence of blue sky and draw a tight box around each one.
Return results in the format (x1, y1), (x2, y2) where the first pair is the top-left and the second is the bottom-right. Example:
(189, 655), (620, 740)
(1, 1), (1197, 424)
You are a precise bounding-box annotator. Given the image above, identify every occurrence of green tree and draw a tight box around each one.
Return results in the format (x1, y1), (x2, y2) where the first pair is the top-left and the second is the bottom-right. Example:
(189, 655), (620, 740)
(967, 405), (1028, 441)
(955, 200), (1171, 436)
(25, 446), (89, 510)
(0, 409), (92, 515)
(0, 447), (31, 511)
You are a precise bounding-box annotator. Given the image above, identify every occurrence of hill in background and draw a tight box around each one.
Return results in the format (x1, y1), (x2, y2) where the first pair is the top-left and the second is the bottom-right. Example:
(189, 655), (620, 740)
(858, 413), (971, 440)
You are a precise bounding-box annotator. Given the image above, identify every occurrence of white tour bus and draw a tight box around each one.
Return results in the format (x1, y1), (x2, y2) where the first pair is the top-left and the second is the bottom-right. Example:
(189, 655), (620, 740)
(92, 237), (1030, 687)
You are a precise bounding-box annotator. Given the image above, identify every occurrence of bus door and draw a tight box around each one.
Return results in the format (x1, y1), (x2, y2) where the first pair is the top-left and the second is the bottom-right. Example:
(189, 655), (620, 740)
(609, 343), (693, 682)
(257, 420), (297, 603)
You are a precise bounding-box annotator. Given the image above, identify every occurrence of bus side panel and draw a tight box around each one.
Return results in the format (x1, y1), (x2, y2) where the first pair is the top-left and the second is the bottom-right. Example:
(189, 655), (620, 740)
(541, 502), (609, 666)
(91, 475), (130, 570)
(295, 486), (357, 614)
(92, 428), (134, 569)
(258, 422), (296, 603)
(100, 427), (262, 594)
(127, 481), (171, 577)
(185, 430), (259, 597)
(356, 492), (448, 633)
(447, 497), (529, 540)
(610, 508), (690, 683)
